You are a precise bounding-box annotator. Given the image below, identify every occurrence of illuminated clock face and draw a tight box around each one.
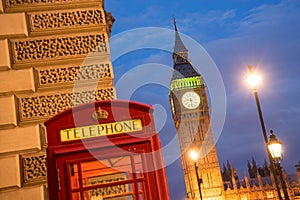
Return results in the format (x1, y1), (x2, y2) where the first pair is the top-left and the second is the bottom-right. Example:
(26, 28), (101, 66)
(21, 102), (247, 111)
(181, 91), (200, 109)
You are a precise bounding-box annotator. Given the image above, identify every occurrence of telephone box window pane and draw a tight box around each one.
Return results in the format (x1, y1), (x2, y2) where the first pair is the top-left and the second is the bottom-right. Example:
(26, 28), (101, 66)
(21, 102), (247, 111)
(137, 182), (146, 200)
(139, 194), (145, 200)
(133, 155), (143, 178)
(137, 182), (142, 191)
(87, 172), (129, 188)
(84, 183), (134, 200)
(80, 156), (133, 187)
(108, 156), (133, 173)
(70, 163), (80, 189)
(72, 192), (81, 200)
(81, 160), (112, 187)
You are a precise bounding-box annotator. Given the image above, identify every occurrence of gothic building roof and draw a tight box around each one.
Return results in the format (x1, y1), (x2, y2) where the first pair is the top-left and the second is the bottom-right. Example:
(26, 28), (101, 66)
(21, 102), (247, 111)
(223, 158), (300, 191)
(288, 174), (300, 184)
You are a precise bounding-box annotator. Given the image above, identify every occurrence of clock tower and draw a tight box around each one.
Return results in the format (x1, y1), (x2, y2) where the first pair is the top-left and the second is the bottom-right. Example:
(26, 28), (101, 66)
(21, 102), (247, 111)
(169, 20), (224, 200)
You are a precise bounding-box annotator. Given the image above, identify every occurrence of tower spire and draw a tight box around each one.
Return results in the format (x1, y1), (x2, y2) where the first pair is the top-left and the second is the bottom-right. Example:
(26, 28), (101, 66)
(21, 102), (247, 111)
(171, 18), (200, 78)
(173, 17), (178, 32)
(173, 18), (188, 53)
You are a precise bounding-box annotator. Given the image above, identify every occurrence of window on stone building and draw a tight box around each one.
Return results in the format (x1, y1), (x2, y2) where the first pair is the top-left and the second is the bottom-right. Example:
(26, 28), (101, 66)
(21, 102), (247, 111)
(266, 191), (274, 198)
(241, 194), (248, 200)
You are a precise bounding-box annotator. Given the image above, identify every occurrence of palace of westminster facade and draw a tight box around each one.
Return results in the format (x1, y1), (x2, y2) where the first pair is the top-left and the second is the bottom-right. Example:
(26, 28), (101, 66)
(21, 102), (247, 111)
(0, 0), (299, 199)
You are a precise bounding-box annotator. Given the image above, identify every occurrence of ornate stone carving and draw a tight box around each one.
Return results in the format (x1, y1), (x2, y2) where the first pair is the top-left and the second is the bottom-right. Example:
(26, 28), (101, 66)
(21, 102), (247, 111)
(6, 0), (78, 7)
(29, 8), (105, 31)
(35, 63), (112, 87)
(12, 33), (108, 64)
(21, 153), (47, 185)
(18, 88), (115, 122)
(4, 0), (102, 9)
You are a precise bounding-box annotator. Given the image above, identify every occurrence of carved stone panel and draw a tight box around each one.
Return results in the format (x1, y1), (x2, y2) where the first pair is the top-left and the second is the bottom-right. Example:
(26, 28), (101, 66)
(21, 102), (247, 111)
(18, 87), (116, 123)
(11, 33), (108, 67)
(29, 8), (105, 32)
(21, 153), (47, 185)
(34, 62), (113, 89)
(3, 0), (103, 12)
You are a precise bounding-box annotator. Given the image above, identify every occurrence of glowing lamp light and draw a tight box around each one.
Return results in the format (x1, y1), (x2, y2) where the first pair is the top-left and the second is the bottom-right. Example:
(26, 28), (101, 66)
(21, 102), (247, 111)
(246, 73), (261, 89)
(189, 150), (198, 161)
(246, 65), (261, 89)
(267, 130), (283, 160)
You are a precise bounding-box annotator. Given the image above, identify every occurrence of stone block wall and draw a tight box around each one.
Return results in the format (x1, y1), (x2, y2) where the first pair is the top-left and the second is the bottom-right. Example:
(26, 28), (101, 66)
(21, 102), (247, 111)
(0, 0), (115, 199)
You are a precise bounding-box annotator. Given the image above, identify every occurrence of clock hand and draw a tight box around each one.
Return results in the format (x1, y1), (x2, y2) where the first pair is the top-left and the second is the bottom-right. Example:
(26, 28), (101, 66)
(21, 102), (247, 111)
(189, 98), (193, 107)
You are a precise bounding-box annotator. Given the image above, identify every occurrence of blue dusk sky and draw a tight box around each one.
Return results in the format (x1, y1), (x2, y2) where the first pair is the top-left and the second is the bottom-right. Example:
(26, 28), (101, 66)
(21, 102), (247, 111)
(105, 1), (300, 199)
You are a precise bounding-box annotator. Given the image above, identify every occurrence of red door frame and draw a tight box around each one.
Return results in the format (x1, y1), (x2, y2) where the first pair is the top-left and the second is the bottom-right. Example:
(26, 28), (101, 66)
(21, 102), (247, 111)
(45, 100), (170, 200)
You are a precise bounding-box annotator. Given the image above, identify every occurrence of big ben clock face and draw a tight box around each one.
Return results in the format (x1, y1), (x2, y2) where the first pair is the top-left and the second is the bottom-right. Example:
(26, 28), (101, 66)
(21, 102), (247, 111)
(181, 91), (200, 109)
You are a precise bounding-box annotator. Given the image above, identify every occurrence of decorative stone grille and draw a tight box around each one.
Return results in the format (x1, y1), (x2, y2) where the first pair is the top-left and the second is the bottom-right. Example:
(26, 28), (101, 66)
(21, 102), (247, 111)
(12, 34), (108, 64)
(35, 63), (112, 87)
(21, 153), (47, 185)
(29, 8), (105, 31)
(18, 88), (115, 122)
(4, 0), (102, 9)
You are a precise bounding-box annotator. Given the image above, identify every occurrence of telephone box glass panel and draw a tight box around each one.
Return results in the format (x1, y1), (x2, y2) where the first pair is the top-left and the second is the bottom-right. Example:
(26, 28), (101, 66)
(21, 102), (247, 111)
(67, 154), (147, 200)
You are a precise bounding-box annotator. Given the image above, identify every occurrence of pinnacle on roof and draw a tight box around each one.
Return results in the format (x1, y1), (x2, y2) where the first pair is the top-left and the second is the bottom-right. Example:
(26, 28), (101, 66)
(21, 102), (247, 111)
(173, 18), (188, 53)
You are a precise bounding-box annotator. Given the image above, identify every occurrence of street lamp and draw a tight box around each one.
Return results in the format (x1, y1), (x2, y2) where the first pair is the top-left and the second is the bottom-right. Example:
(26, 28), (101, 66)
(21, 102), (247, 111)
(268, 130), (290, 200)
(246, 66), (282, 200)
(189, 150), (203, 200)
(268, 130), (282, 160)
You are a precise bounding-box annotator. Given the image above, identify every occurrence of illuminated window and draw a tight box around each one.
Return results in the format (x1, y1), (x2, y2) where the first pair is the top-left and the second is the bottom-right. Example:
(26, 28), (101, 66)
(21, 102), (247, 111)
(266, 191), (274, 198)
(241, 194), (248, 200)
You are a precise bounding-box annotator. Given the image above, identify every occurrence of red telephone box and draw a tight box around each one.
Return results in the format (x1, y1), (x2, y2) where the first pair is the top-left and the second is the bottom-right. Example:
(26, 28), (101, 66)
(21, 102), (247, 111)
(45, 100), (170, 200)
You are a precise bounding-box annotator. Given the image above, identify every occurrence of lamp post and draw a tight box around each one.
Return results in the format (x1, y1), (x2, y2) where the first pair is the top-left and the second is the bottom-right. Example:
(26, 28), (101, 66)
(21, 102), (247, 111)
(268, 130), (290, 200)
(189, 151), (203, 200)
(246, 66), (282, 200)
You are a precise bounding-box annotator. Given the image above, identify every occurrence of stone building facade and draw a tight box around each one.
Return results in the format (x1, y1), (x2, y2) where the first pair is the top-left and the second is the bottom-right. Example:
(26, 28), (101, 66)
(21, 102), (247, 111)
(0, 0), (115, 199)
(222, 160), (300, 200)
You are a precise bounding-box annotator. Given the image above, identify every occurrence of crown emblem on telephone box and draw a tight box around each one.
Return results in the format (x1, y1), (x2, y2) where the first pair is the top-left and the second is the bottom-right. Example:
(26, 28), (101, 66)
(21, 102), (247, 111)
(92, 107), (109, 121)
